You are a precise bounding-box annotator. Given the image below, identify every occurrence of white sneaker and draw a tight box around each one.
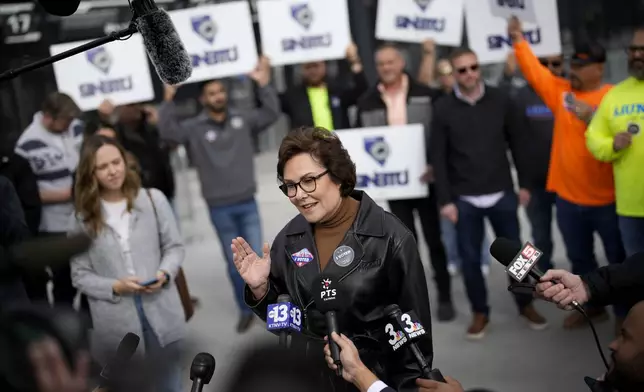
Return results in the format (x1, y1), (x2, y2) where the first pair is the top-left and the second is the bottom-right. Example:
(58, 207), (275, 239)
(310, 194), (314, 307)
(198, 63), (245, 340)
(481, 264), (490, 276)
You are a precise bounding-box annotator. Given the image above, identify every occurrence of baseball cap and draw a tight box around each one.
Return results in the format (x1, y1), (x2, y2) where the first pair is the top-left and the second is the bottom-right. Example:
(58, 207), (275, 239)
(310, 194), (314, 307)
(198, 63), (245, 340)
(571, 42), (606, 66)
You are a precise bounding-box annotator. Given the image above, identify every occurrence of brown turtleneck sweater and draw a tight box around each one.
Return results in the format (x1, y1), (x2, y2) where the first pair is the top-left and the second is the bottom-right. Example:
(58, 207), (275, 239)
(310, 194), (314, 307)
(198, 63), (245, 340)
(314, 197), (360, 270)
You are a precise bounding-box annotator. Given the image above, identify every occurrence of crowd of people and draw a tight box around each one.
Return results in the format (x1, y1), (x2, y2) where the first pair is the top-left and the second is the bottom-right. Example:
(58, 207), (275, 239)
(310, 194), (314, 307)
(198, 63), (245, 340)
(1, 13), (644, 392)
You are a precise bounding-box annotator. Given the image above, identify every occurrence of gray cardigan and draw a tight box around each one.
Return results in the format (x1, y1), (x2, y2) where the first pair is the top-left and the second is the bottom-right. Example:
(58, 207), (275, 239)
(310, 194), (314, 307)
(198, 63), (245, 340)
(69, 188), (186, 362)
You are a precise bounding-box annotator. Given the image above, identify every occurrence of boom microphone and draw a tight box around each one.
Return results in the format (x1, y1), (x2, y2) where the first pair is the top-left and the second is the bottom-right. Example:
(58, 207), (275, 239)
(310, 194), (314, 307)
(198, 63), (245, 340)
(0, 0), (192, 84)
(132, 0), (192, 85)
(36, 0), (81, 17)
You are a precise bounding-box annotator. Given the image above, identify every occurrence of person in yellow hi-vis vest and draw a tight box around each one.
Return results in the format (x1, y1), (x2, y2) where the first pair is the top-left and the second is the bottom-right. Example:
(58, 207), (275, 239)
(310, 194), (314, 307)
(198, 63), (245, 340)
(586, 27), (644, 258)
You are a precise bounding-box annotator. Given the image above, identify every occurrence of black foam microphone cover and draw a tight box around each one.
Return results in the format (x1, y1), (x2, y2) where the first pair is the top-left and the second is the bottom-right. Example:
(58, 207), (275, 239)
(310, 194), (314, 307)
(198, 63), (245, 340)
(134, 9), (193, 85)
(36, 0), (81, 17)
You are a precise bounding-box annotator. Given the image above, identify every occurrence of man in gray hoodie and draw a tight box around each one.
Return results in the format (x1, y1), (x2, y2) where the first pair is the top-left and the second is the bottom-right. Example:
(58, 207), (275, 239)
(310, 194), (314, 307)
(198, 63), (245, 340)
(158, 57), (280, 332)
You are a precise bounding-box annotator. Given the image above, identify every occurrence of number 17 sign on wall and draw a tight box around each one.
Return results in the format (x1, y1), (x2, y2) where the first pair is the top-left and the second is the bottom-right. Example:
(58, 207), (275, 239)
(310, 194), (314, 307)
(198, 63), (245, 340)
(256, 0), (351, 66)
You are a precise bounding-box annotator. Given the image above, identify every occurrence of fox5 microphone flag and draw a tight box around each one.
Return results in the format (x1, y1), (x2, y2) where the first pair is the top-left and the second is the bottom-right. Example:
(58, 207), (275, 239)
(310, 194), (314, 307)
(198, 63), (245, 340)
(267, 301), (303, 332)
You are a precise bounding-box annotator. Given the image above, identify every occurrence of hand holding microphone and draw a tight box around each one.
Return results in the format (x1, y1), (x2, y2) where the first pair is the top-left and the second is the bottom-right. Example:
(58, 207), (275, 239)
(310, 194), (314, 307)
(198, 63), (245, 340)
(323, 332), (378, 389)
(535, 270), (590, 310)
(416, 377), (464, 392)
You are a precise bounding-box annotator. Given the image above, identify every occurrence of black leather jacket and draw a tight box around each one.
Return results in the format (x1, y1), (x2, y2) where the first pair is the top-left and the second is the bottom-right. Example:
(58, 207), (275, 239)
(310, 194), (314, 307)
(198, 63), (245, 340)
(245, 191), (433, 392)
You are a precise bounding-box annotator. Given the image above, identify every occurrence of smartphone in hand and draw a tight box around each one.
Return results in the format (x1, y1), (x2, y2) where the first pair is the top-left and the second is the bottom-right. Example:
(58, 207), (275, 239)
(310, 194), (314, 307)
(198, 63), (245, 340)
(139, 277), (159, 287)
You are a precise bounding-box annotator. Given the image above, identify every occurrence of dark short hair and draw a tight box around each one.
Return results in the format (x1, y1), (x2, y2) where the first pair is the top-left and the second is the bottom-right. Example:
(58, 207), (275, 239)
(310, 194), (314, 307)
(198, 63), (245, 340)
(449, 47), (476, 64)
(41, 92), (81, 119)
(198, 78), (228, 93)
(376, 41), (401, 53)
(277, 127), (356, 197)
(84, 119), (114, 137)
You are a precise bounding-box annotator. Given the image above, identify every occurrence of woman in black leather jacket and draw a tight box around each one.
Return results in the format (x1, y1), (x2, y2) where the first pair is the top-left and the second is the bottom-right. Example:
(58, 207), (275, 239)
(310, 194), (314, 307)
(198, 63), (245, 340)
(232, 127), (433, 392)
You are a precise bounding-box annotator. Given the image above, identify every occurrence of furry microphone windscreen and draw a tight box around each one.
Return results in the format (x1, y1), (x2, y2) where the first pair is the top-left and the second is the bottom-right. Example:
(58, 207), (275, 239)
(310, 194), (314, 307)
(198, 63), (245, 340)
(135, 9), (192, 85)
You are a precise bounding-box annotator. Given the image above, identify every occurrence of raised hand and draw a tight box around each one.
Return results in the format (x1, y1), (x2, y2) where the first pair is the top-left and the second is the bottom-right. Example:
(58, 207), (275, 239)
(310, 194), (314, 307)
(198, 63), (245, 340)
(249, 56), (271, 87)
(232, 237), (271, 294)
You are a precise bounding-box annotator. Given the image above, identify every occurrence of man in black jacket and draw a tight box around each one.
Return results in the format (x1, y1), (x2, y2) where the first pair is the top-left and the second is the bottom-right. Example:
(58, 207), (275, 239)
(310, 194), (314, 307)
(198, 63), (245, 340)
(0, 176), (30, 308)
(0, 146), (41, 235)
(355, 43), (453, 322)
(431, 47), (547, 339)
(281, 42), (367, 131)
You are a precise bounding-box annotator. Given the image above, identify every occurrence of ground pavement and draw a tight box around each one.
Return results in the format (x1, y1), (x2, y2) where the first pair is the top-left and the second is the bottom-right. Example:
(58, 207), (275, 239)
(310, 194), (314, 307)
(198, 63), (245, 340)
(174, 151), (615, 392)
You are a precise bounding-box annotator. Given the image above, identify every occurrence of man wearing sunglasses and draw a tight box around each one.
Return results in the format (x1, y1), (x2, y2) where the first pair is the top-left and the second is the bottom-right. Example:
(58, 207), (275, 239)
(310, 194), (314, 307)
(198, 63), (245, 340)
(499, 51), (564, 276)
(431, 46), (547, 340)
(510, 16), (626, 332)
(587, 29), (644, 260)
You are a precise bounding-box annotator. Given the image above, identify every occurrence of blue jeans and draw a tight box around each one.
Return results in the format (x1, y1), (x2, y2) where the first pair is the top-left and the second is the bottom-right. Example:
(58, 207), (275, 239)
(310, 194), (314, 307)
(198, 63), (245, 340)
(134, 296), (183, 392)
(618, 216), (644, 257)
(208, 198), (262, 314)
(455, 192), (532, 315)
(440, 218), (490, 267)
(525, 188), (556, 271)
(555, 197), (626, 316)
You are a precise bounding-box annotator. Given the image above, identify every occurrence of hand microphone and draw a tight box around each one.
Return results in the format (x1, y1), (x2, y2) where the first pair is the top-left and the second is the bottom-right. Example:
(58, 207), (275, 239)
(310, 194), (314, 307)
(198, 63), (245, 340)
(189, 353), (215, 392)
(490, 237), (610, 371)
(35, 0), (81, 17)
(489, 238), (582, 310)
(0, 233), (92, 281)
(311, 275), (344, 376)
(383, 305), (446, 382)
(0, 0), (192, 85)
(98, 332), (140, 388)
(266, 294), (302, 347)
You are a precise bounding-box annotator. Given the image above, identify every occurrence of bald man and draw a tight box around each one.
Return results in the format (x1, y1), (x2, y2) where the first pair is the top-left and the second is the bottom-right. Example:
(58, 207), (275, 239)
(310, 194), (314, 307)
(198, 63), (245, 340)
(588, 301), (644, 391)
(355, 43), (454, 322)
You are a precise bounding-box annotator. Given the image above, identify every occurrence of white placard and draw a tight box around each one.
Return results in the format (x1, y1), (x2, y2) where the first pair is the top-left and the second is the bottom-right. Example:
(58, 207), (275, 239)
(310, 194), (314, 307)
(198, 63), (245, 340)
(335, 124), (428, 201)
(257, 0), (351, 66)
(169, 2), (258, 83)
(49, 34), (154, 112)
(464, 0), (561, 65)
(375, 0), (464, 46)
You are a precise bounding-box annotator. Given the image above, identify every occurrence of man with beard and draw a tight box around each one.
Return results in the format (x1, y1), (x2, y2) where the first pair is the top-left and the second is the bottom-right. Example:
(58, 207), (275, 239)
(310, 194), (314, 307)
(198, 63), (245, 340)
(158, 57), (279, 333)
(586, 301), (644, 392)
(280, 42), (366, 131)
(499, 51), (564, 273)
(586, 27), (644, 260)
(510, 16), (626, 331)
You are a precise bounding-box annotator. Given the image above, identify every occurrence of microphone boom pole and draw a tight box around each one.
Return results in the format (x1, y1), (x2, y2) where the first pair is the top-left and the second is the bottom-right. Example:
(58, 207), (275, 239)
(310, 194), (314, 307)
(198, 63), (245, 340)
(0, 25), (138, 82)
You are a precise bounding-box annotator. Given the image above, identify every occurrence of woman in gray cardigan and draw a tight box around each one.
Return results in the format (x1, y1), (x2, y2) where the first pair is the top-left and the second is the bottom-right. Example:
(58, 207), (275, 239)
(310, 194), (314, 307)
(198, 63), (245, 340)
(70, 135), (186, 392)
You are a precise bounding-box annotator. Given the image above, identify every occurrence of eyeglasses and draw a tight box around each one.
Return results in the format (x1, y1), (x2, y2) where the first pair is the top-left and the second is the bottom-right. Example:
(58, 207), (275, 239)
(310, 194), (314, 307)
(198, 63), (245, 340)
(539, 59), (563, 67)
(456, 64), (479, 74)
(279, 170), (329, 197)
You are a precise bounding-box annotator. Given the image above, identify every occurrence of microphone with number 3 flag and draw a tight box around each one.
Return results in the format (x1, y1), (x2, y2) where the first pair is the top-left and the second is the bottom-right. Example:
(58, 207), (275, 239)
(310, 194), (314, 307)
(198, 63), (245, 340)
(266, 294), (302, 347)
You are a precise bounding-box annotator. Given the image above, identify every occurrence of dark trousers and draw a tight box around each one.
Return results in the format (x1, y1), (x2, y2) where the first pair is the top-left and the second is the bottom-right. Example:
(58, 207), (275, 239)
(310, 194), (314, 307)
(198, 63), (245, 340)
(618, 216), (644, 257)
(525, 188), (556, 271)
(23, 232), (89, 313)
(456, 192), (532, 315)
(388, 188), (451, 304)
(555, 197), (626, 317)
